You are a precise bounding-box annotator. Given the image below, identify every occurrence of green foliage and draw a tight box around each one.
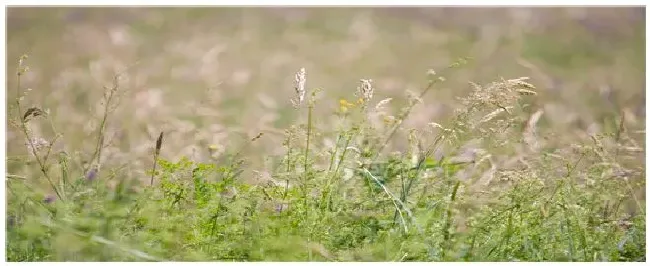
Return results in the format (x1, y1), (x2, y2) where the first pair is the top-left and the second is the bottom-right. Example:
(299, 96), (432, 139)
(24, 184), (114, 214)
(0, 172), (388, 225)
(6, 8), (645, 262)
(8, 69), (644, 261)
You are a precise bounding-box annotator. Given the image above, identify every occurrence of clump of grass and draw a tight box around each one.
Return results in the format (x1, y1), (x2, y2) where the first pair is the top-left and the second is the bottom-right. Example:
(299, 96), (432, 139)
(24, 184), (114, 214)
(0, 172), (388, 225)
(5, 55), (645, 262)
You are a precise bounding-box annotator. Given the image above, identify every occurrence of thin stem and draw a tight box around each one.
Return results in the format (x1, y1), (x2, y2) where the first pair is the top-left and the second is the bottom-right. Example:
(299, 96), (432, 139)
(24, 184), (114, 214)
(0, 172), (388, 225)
(285, 129), (293, 173)
(300, 104), (314, 203)
(88, 78), (118, 172)
(441, 180), (461, 258)
(372, 78), (438, 162)
(362, 168), (412, 234)
(371, 59), (467, 163)
(392, 133), (445, 224)
(304, 104), (313, 174)
(86, 60), (141, 173)
(332, 128), (358, 181)
(320, 128), (358, 210)
(15, 62), (62, 201)
(327, 133), (343, 172)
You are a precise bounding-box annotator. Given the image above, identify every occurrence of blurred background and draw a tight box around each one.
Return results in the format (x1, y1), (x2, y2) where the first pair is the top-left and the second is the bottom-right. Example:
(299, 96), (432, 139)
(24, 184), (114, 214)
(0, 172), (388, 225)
(6, 7), (645, 188)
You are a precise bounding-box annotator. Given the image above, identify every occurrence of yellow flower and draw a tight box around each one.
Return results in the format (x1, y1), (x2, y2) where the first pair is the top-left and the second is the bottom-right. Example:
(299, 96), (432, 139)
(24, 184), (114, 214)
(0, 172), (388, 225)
(383, 115), (395, 125)
(338, 98), (356, 113)
(339, 99), (354, 107)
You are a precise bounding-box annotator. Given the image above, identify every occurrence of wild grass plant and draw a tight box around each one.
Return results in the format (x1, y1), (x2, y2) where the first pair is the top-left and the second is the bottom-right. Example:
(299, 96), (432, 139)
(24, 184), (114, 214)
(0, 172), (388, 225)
(5, 53), (645, 261)
(5, 8), (645, 262)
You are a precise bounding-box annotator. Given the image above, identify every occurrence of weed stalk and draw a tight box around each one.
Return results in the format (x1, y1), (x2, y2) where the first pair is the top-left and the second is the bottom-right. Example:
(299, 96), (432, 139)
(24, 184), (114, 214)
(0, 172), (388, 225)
(13, 55), (62, 200)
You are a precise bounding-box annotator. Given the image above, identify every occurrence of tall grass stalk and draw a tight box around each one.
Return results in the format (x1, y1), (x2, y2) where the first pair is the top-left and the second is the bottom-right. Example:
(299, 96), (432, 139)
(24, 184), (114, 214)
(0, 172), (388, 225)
(371, 58), (469, 163)
(13, 55), (62, 200)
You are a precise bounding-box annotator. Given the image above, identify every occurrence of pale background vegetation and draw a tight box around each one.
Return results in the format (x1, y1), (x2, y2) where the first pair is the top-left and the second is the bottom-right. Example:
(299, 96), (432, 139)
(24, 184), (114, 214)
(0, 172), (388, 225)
(7, 7), (644, 187)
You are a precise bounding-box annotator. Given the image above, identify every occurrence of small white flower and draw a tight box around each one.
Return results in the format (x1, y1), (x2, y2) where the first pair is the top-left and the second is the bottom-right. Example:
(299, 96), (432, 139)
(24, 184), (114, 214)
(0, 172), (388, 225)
(25, 137), (48, 154)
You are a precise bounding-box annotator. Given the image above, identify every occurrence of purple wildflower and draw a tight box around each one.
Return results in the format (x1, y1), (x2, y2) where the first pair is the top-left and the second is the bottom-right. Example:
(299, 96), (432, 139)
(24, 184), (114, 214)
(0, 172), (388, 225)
(44, 195), (56, 204)
(7, 215), (16, 227)
(275, 203), (289, 213)
(86, 168), (98, 181)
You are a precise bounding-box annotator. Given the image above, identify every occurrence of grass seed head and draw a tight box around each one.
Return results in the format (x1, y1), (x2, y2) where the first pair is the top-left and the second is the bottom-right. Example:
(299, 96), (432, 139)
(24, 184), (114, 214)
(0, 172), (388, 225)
(374, 97), (392, 111)
(291, 67), (307, 108)
(356, 79), (374, 107)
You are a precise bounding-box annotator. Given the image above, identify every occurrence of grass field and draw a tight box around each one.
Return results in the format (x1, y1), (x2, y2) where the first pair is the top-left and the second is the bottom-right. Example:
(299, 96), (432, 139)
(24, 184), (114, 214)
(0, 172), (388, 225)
(4, 7), (646, 261)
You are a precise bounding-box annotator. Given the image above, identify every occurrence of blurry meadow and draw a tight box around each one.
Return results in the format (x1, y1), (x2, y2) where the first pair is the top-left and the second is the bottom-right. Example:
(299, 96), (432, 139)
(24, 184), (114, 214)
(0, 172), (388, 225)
(5, 7), (646, 261)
